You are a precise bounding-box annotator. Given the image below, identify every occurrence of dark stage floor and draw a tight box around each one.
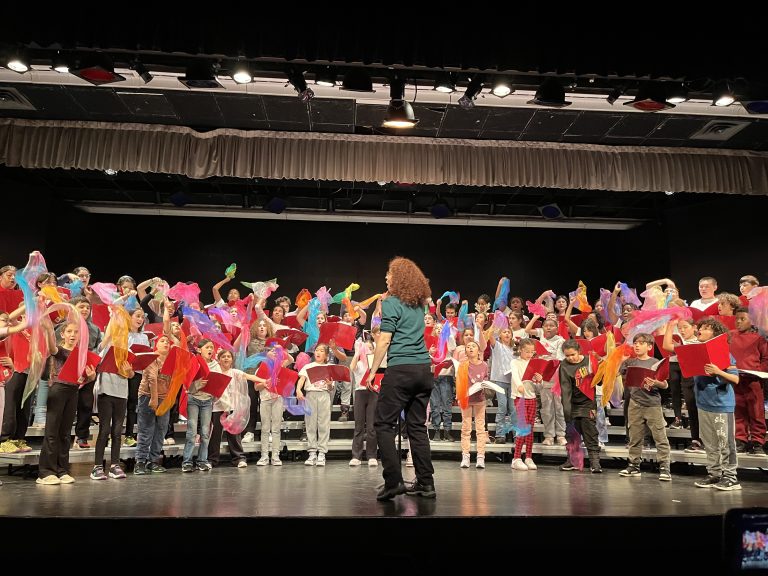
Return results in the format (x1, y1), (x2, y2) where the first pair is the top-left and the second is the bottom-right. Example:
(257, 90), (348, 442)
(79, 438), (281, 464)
(1, 457), (764, 568)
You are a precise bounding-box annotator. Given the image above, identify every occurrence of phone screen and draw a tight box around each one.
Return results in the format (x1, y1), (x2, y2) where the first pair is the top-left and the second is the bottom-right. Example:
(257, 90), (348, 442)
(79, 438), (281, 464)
(725, 509), (768, 574)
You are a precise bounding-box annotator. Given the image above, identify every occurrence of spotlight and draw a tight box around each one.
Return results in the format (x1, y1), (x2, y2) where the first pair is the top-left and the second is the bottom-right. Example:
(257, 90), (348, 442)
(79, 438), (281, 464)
(458, 76), (484, 109)
(528, 78), (571, 107)
(667, 83), (688, 104)
(288, 70), (314, 102)
(341, 69), (374, 92)
(606, 86), (626, 105)
(104, 168), (117, 176)
(491, 77), (513, 97)
(430, 201), (451, 219)
(623, 84), (674, 112)
(70, 53), (126, 85)
(742, 100), (768, 115)
(231, 61), (252, 84)
(315, 67), (337, 87)
(132, 61), (153, 84)
(382, 77), (418, 129)
(5, 49), (29, 73)
(170, 191), (190, 207)
(179, 62), (222, 89)
(52, 51), (70, 74)
(433, 73), (456, 93)
(538, 203), (564, 219)
(264, 196), (287, 214)
(713, 81), (735, 106)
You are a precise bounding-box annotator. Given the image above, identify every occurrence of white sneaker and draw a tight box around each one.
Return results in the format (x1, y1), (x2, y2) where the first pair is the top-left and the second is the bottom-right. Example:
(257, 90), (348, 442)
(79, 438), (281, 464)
(476, 456), (485, 469)
(405, 452), (414, 467)
(256, 456), (269, 466)
(316, 453), (326, 467)
(460, 454), (470, 468)
(524, 458), (537, 470)
(237, 460), (248, 468)
(349, 458), (362, 466)
(59, 474), (75, 484)
(243, 432), (255, 443)
(542, 437), (554, 446)
(271, 457), (282, 466)
(368, 458), (378, 467)
(305, 452), (317, 466)
(511, 458), (529, 471)
(556, 437), (567, 446)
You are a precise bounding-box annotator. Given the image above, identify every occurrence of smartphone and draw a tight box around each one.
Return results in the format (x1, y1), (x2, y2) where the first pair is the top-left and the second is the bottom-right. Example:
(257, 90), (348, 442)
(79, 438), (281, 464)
(724, 508), (768, 574)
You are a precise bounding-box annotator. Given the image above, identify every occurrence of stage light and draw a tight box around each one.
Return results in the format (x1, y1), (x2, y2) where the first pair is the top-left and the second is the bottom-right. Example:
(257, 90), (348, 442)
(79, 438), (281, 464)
(70, 53), (126, 85)
(623, 84), (675, 112)
(528, 78), (571, 107)
(52, 52), (70, 74)
(132, 61), (153, 84)
(179, 62), (222, 89)
(383, 77), (418, 129)
(433, 73), (456, 93)
(538, 203), (563, 219)
(430, 200), (451, 219)
(264, 196), (287, 214)
(713, 81), (735, 106)
(170, 191), (191, 207)
(288, 70), (314, 102)
(458, 76), (484, 109)
(231, 61), (252, 84)
(606, 86), (626, 105)
(742, 100), (768, 115)
(667, 83), (689, 104)
(491, 77), (513, 98)
(5, 49), (29, 73)
(315, 67), (337, 87)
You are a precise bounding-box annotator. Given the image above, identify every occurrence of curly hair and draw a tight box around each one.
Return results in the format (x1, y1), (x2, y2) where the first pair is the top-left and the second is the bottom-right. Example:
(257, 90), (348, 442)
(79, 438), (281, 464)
(387, 257), (431, 308)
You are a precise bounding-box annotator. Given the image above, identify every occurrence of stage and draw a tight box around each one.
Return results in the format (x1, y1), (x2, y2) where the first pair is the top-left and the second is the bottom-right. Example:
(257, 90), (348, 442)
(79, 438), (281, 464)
(1, 456), (764, 567)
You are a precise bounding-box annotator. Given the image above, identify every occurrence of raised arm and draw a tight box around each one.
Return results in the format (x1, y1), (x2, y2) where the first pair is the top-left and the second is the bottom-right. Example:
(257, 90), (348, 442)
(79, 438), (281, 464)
(564, 297), (580, 335)
(212, 277), (232, 304)
(607, 282), (621, 325)
(524, 314), (541, 335)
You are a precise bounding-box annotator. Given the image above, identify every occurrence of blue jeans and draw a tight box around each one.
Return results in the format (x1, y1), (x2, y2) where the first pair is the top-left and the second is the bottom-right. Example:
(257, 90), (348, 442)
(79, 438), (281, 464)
(494, 381), (516, 433)
(183, 396), (213, 465)
(34, 380), (48, 425)
(596, 394), (608, 443)
(136, 394), (171, 463)
(429, 376), (454, 431)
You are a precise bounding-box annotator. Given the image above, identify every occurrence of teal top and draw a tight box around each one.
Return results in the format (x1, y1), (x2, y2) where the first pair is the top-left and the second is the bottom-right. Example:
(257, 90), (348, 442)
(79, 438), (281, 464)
(379, 296), (430, 366)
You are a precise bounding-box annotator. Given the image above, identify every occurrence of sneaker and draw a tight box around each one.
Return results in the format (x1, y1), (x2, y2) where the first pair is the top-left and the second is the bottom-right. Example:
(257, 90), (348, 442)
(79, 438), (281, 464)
(237, 460), (248, 468)
(560, 460), (577, 472)
(590, 462), (603, 474)
(460, 454), (470, 468)
(405, 481), (436, 499)
(196, 461), (212, 471)
(59, 474), (75, 484)
(494, 436), (506, 444)
(685, 440), (705, 453)
(430, 429), (441, 441)
(305, 452), (317, 466)
(316, 453), (326, 467)
(300, 432), (308, 442)
(181, 462), (195, 473)
(511, 458), (528, 471)
(338, 412), (349, 423)
(76, 438), (90, 449)
(242, 432), (255, 443)
(377, 482), (407, 501)
(368, 458), (378, 467)
(271, 457), (282, 466)
(736, 440), (749, 454)
(162, 438), (174, 445)
(442, 429), (454, 442)
(619, 465), (641, 477)
(108, 464), (126, 479)
(0, 440), (20, 453)
(123, 437), (137, 447)
(134, 461), (148, 475)
(349, 458), (362, 466)
(256, 456), (269, 466)
(556, 436), (567, 446)
(542, 437), (554, 446)
(405, 452), (414, 467)
(713, 477), (742, 491)
(90, 465), (107, 480)
(36, 475), (60, 485)
(669, 418), (683, 429)
(524, 458), (537, 470)
(658, 467), (672, 482)
(476, 455), (485, 469)
(147, 462), (166, 473)
(12, 439), (32, 453)
(694, 475), (720, 488)
(604, 417), (612, 426)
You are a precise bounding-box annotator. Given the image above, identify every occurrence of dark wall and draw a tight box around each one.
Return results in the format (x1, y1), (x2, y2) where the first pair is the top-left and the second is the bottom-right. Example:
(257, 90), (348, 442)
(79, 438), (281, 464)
(666, 195), (768, 301)
(33, 199), (669, 306)
(2, 188), (50, 267)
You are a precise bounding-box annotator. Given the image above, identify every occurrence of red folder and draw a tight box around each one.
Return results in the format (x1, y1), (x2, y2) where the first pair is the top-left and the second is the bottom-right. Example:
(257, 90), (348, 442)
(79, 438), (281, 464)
(11, 332), (31, 373)
(533, 339), (552, 357)
(265, 337), (288, 349)
(654, 334), (681, 358)
(97, 347), (133, 374)
(306, 364), (351, 383)
(185, 354), (209, 388)
(570, 314), (586, 327)
(201, 372), (232, 398)
(674, 333), (731, 378)
(0, 339), (13, 384)
(0, 290), (23, 313)
(625, 358), (670, 388)
(160, 347), (179, 376)
(58, 347), (101, 385)
(361, 370), (385, 393)
(318, 322), (356, 350)
(522, 358), (559, 382)
(255, 364), (300, 396)
(143, 323), (164, 340)
(275, 329), (309, 347)
(432, 358), (454, 377)
(91, 303), (110, 331)
(688, 302), (720, 320)
(714, 315), (736, 330)
(326, 315), (342, 323)
(574, 338), (592, 352)
(589, 333), (608, 357)
(612, 325), (625, 345)
(131, 353), (159, 371)
(282, 314), (301, 330)
(130, 344), (153, 354)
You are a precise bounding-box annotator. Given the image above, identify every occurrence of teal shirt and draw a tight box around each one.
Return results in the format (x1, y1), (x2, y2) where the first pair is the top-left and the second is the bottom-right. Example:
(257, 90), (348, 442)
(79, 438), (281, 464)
(380, 296), (430, 366)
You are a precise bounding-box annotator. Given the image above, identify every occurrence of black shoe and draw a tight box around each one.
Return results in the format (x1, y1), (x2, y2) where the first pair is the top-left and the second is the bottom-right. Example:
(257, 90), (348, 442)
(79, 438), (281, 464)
(431, 429), (441, 441)
(494, 436), (507, 444)
(442, 430), (454, 442)
(735, 439), (749, 454)
(147, 462), (166, 473)
(133, 461), (148, 475)
(590, 460), (602, 473)
(376, 482), (407, 501)
(406, 481), (437, 499)
(560, 460), (577, 471)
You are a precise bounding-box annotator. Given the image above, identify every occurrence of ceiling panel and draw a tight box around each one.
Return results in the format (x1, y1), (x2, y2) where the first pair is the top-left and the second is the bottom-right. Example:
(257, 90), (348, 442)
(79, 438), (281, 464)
(215, 94), (267, 128)
(117, 91), (178, 119)
(566, 112), (622, 136)
(309, 98), (354, 125)
(67, 87), (131, 118)
(164, 91), (224, 124)
(484, 108), (536, 132)
(523, 110), (579, 136)
(262, 95), (310, 126)
(608, 114), (663, 138)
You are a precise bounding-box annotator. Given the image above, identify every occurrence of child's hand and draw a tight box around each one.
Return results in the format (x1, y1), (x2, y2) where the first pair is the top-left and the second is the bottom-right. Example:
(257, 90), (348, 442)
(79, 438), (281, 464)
(296, 390), (305, 401)
(704, 363), (722, 376)
(0, 357), (12, 368)
(614, 282), (622, 294)
(532, 373), (543, 383)
(642, 377), (656, 391)
(517, 385), (525, 394)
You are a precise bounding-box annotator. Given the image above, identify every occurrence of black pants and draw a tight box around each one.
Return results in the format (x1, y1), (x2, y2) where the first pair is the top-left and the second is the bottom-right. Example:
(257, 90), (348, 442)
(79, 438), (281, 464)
(1, 371), (31, 441)
(75, 380), (94, 440)
(571, 414), (600, 459)
(95, 394), (127, 466)
(125, 374), (141, 439)
(374, 363), (434, 488)
(667, 362), (684, 420)
(352, 388), (378, 460)
(208, 411), (245, 465)
(244, 382), (260, 435)
(165, 393), (180, 439)
(682, 380), (700, 442)
(39, 383), (78, 478)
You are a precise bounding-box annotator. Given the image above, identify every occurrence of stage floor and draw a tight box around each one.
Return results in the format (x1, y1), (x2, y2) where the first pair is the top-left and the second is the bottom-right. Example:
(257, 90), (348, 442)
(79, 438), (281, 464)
(1, 456), (765, 519)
